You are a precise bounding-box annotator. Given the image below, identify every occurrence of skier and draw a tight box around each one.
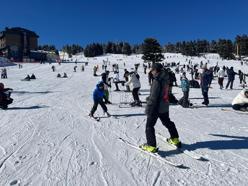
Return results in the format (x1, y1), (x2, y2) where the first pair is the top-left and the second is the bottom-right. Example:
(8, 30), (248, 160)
(74, 66), (77, 72)
(232, 89), (248, 111)
(123, 69), (130, 91)
(178, 72), (191, 108)
(168, 68), (178, 104)
(217, 67), (225, 89)
(140, 63), (181, 153)
(238, 70), (244, 85)
(101, 71), (112, 104)
(148, 69), (154, 86)
(226, 67), (237, 89)
(126, 71), (141, 106)
(51, 65), (55, 72)
(0, 83), (13, 109)
(89, 81), (110, 117)
(200, 68), (211, 106)
(113, 71), (120, 91)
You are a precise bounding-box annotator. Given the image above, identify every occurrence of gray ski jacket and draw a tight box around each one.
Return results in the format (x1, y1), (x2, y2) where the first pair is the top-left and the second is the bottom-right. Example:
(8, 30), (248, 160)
(145, 70), (170, 116)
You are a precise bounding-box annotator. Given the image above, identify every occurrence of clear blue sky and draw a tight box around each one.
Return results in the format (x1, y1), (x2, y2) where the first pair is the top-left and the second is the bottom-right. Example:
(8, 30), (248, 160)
(0, 0), (247, 49)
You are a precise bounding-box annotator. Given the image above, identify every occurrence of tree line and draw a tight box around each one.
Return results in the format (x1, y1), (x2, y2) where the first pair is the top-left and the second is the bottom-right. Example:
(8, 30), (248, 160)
(40, 34), (248, 60)
(164, 35), (248, 59)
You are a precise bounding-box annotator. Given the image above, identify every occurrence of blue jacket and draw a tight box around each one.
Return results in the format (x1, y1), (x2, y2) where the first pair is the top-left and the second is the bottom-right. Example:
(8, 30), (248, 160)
(181, 78), (190, 92)
(93, 85), (105, 102)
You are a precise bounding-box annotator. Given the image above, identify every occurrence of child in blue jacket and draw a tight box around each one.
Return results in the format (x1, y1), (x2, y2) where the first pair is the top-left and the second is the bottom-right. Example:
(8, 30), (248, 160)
(89, 81), (110, 117)
(178, 72), (191, 108)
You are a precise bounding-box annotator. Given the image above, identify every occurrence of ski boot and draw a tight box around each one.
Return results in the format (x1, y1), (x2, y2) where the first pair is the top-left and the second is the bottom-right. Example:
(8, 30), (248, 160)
(167, 138), (182, 148)
(105, 112), (111, 117)
(89, 113), (94, 118)
(139, 144), (158, 153)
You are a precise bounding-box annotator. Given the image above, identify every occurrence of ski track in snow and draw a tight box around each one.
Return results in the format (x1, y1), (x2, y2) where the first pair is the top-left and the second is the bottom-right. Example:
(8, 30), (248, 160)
(0, 53), (248, 185)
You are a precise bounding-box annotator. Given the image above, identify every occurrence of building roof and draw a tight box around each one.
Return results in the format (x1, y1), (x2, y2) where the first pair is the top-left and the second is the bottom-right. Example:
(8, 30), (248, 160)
(0, 27), (39, 38)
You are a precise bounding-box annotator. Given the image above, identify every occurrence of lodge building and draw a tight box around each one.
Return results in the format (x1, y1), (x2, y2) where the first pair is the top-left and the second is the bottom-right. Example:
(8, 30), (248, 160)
(0, 27), (39, 61)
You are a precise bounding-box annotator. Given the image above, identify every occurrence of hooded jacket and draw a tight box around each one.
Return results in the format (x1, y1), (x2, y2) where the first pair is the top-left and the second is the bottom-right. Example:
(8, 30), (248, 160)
(181, 77), (190, 92)
(145, 70), (170, 115)
(93, 82), (105, 102)
(126, 72), (141, 90)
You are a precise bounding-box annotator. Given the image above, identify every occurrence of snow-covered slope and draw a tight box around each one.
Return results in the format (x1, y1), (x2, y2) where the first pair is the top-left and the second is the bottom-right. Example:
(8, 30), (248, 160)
(0, 54), (247, 185)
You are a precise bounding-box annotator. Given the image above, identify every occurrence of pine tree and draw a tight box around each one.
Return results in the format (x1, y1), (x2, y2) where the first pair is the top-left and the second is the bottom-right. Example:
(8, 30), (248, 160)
(122, 42), (132, 55)
(141, 38), (164, 63)
(217, 39), (234, 59)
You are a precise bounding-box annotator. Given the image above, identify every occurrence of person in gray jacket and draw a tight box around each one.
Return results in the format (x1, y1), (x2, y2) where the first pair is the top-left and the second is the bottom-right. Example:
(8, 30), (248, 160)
(140, 63), (181, 153)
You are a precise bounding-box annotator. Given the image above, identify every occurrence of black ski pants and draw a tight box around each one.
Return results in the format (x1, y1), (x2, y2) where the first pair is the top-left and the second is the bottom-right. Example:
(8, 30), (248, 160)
(90, 100), (107, 115)
(132, 87), (140, 102)
(218, 77), (224, 88)
(178, 91), (190, 108)
(226, 79), (234, 89)
(201, 88), (209, 105)
(232, 104), (248, 111)
(146, 112), (179, 147)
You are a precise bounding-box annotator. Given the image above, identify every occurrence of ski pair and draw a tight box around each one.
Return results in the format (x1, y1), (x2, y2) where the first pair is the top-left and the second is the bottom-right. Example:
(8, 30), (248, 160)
(156, 133), (208, 161)
(88, 112), (111, 121)
(118, 137), (188, 169)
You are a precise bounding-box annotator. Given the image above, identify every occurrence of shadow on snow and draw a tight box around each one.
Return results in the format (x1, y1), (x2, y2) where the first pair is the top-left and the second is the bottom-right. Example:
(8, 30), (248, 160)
(7, 105), (49, 110)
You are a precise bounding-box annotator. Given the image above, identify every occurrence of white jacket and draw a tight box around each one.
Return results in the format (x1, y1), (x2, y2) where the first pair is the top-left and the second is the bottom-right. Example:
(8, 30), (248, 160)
(126, 73), (141, 90)
(218, 69), (225, 78)
(232, 89), (248, 105)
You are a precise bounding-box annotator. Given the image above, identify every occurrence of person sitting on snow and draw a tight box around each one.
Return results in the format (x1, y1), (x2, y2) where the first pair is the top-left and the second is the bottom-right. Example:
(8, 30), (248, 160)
(30, 74), (36, 79)
(63, 73), (68, 78)
(89, 81), (110, 118)
(0, 83), (13, 109)
(232, 89), (248, 112)
(23, 75), (31, 81)
(57, 73), (61, 78)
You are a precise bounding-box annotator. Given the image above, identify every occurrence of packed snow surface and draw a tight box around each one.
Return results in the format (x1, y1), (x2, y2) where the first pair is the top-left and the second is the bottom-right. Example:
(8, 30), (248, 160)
(0, 53), (248, 185)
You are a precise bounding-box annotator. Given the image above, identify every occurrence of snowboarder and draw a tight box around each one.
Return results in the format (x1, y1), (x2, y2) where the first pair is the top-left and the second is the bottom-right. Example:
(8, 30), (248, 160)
(89, 81), (110, 117)
(140, 63), (181, 153)
(232, 89), (248, 111)
(0, 83), (13, 109)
